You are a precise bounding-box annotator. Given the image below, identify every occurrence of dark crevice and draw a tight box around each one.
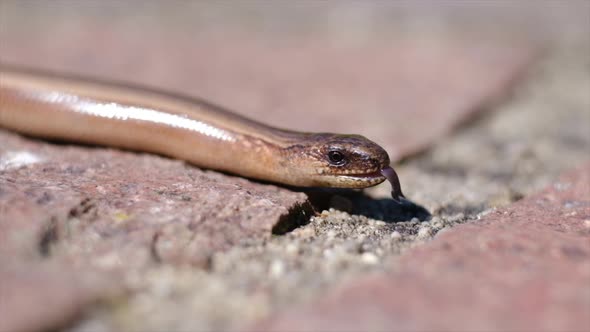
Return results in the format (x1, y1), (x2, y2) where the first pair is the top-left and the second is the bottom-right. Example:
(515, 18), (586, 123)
(68, 197), (96, 219)
(150, 231), (163, 264)
(38, 198), (96, 257)
(272, 201), (316, 235)
(39, 217), (59, 257)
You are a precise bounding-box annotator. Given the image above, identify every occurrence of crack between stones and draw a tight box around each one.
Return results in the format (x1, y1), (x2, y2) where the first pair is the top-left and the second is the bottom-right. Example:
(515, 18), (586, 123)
(37, 197), (97, 257)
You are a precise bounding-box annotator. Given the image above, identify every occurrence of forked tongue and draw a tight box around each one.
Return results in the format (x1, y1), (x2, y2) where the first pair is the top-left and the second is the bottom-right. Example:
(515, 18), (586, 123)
(380, 166), (405, 202)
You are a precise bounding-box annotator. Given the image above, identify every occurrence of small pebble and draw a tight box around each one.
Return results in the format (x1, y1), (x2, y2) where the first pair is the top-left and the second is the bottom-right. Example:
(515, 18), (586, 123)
(323, 249), (334, 258)
(269, 260), (285, 278)
(448, 213), (465, 223)
(430, 216), (443, 228)
(417, 226), (432, 239)
(360, 252), (379, 265)
(292, 226), (316, 239)
(390, 231), (402, 240)
(285, 243), (299, 255)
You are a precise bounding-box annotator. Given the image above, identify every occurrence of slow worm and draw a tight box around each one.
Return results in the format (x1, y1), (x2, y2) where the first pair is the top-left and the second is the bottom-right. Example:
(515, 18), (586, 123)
(0, 66), (404, 200)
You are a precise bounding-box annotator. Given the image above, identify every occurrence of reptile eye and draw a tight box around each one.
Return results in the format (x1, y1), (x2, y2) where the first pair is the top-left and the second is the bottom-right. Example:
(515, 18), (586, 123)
(327, 150), (346, 165)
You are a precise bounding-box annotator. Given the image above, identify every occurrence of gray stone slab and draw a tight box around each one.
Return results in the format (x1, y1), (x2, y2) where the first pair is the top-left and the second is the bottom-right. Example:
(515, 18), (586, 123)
(255, 165), (590, 332)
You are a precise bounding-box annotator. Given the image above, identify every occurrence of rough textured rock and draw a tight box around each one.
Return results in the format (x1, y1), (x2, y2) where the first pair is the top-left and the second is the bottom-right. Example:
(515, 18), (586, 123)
(0, 4), (533, 262)
(0, 132), (311, 268)
(256, 165), (590, 332)
(0, 130), (310, 331)
(0, 3), (546, 332)
(0, 3), (533, 252)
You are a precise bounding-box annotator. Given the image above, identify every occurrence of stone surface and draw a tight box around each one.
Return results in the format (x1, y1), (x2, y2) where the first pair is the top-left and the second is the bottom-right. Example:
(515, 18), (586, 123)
(1, 2), (583, 332)
(0, 2), (532, 260)
(0, 4), (532, 264)
(0, 262), (121, 332)
(0, 129), (310, 331)
(256, 165), (590, 332)
(0, 132), (310, 268)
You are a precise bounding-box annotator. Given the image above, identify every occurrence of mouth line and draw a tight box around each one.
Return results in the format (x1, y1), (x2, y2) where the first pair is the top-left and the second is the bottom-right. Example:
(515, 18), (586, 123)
(342, 170), (385, 180)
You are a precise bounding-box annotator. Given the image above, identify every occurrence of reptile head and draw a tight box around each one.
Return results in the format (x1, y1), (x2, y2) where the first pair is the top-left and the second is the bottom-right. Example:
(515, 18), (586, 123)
(284, 133), (391, 189)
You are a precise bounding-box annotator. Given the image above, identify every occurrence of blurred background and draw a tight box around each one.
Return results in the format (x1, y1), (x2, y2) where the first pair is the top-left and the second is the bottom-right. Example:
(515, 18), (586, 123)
(1, 1), (586, 160)
(1, 1), (589, 332)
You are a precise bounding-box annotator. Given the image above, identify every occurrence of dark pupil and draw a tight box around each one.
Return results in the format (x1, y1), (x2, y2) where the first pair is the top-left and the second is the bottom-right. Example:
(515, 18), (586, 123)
(328, 151), (344, 164)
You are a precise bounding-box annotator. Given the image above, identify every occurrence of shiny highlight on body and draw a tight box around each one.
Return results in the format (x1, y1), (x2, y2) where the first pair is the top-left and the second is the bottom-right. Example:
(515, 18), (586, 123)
(0, 66), (403, 194)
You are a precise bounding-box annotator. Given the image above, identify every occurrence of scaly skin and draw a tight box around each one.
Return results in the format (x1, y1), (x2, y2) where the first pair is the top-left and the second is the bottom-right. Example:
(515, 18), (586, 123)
(0, 65), (403, 198)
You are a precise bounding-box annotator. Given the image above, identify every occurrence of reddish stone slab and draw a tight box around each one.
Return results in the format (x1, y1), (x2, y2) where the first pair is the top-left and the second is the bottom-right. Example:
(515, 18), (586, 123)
(0, 132), (311, 268)
(0, 7), (535, 331)
(256, 165), (590, 332)
(0, 6), (533, 263)
(0, 262), (121, 332)
(0, 129), (309, 331)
